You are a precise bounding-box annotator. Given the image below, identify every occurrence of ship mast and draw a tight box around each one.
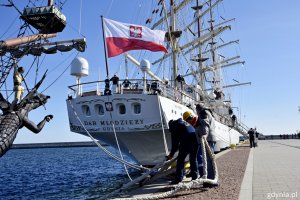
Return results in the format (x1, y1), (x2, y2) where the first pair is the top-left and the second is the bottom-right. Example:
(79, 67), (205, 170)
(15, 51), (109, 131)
(208, 0), (219, 92)
(170, 0), (178, 88)
(194, 0), (206, 90)
(209, 0), (216, 64)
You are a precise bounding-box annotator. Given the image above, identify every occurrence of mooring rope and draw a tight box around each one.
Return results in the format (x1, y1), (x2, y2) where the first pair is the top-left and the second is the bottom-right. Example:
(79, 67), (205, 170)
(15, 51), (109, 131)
(157, 95), (169, 155)
(67, 99), (149, 171)
(105, 95), (133, 181)
(99, 158), (177, 200)
(108, 137), (219, 200)
(201, 136), (208, 179)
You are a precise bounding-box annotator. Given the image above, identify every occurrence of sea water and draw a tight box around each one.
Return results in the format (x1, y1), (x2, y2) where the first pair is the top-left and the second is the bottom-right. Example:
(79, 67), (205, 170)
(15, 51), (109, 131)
(0, 146), (134, 199)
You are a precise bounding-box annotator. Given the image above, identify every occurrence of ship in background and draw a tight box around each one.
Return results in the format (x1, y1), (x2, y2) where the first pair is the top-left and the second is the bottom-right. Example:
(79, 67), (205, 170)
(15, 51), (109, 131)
(66, 0), (251, 166)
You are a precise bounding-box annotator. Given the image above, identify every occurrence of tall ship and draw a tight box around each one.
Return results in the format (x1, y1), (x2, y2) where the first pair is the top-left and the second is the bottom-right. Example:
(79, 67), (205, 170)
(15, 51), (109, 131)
(66, 0), (250, 166)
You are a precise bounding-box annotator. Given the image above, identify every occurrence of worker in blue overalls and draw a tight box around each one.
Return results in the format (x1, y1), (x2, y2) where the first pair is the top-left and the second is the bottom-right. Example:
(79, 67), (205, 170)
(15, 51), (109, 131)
(166, 118), (199, 184)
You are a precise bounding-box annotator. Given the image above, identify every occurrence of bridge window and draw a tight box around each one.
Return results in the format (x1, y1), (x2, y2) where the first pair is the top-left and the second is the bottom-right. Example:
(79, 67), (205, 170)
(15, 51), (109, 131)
(95, 104), (104, 115)
(132, 103), (141, 114)
(82, 105), (91, 116)
(117, 103), (126, 115)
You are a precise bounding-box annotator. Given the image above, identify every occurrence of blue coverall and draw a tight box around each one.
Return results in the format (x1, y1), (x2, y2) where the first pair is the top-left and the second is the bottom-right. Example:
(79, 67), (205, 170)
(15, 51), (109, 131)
(168, 118), (199, 182)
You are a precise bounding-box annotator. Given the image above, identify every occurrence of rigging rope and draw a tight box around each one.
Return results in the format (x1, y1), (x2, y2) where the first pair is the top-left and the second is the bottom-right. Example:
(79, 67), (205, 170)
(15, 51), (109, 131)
(0, 15), (18, 39)
(105, 0), (114, 16)
(78, 0), (82, 35)
(41, 51), (78, 93)
(34, 55), (40, 85)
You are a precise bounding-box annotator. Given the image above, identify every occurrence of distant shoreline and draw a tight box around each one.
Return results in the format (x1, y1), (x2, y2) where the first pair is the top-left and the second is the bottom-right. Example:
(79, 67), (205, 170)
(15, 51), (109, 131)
(12, 141), (107, 149)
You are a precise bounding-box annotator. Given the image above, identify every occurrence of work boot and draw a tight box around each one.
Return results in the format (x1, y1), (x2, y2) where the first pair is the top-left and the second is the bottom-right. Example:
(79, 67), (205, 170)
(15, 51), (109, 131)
(192, 174), (200, 180)
(203, 182), (219, 188)
(170, 179), (181, 185)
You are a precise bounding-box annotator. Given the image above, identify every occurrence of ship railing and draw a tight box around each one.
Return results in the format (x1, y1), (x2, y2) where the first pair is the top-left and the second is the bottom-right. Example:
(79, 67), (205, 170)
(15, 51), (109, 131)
(68, 80), (104, 97)
(67, 79), (200, 104)
(67, 79), (243, 128)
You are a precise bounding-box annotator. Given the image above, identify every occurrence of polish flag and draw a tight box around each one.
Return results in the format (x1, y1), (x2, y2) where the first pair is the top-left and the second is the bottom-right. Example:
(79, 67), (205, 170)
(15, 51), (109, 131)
(103, 18), (167, 58)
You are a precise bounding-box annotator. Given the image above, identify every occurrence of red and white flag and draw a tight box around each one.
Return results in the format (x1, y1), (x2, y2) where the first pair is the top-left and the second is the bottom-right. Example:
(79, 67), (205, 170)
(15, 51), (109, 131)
(103, 18), (167, 58)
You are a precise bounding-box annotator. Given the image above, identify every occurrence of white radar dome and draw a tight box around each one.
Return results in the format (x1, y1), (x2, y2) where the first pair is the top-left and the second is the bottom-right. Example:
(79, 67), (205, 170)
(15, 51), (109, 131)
(140, 59), (150, 72)
(70, 57), (89, 77)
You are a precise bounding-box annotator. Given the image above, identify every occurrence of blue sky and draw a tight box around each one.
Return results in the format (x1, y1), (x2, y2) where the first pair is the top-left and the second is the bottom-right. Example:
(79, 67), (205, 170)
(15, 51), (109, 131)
(1, 0), (299, 144)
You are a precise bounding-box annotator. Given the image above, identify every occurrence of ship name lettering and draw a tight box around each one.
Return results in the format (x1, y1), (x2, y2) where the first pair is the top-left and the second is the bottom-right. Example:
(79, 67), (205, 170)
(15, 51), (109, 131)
(70, 125), (83, 131)
(99, 119), (144, 126)
(103, 127), (125, 131)
(84, 121), (96, 126)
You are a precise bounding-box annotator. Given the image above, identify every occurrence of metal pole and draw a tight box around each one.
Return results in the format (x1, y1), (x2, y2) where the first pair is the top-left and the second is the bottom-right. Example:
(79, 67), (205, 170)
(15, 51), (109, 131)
(101, 16), (110, 79)
(48, 0), (53, 6)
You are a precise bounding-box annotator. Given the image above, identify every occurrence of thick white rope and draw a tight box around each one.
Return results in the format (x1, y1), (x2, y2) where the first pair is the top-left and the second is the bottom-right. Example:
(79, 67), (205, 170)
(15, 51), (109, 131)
(201, 136), (208, 179)
(203, 137), (219, 182)
(157, 95), (169, 155)
(99, 158), (177, 200)
(67, 99), (149, 171)
(105, 95), (132, 181)
(115, 137), (219, 200)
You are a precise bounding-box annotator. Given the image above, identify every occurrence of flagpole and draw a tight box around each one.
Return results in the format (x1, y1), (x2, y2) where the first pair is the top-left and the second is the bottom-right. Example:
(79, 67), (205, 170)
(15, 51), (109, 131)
(100, 15), (109, 79)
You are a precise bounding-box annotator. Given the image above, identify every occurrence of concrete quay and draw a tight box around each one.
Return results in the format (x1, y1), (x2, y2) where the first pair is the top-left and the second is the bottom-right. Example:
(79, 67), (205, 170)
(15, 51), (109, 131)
(112, 140), (300, 200)
(239, 139), (300, 200)
(113, 144), (250, 200)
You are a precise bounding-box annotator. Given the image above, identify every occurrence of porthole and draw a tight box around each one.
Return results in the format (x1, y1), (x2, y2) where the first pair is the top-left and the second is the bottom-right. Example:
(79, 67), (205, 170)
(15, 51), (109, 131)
(82, 105), (91, 116)
(132, 103), (141, 114)
(117, 103), (126, 115)
(95, 104), (104, 115)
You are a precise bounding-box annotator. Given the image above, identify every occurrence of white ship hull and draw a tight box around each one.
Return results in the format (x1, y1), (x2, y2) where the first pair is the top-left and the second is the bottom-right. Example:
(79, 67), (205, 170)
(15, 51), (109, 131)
(67, 92), (241, 165)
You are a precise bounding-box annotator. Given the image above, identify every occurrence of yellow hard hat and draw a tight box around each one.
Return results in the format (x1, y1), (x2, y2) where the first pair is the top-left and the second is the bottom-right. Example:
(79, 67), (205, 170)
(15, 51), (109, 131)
(183, 111), (193, 121)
